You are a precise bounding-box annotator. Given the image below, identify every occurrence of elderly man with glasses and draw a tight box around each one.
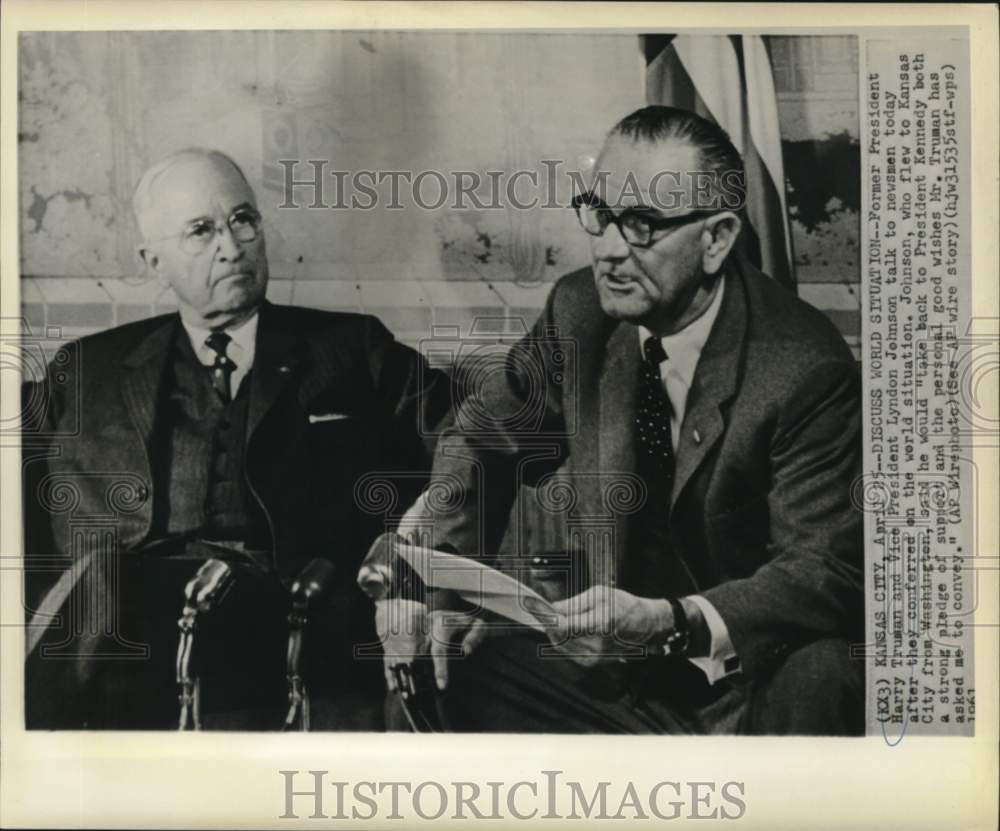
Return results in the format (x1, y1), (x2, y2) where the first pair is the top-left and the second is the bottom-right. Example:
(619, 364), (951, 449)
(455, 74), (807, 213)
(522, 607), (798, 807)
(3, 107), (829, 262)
(23, 148), (451, 730)
(379, 106), (865, 735)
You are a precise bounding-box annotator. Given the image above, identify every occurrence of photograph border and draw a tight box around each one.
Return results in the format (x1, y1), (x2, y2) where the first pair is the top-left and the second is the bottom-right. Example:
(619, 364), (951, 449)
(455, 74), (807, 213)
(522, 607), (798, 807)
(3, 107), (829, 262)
(1, 3), (996, 829)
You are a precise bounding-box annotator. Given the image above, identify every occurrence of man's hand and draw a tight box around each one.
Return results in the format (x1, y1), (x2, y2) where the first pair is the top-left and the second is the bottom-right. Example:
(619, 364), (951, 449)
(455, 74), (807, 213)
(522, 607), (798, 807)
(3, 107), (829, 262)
(547, 586), (675, 668)
(374, 600), (488, 691)
(381, 493), (493, 690)
(375, 598), (430, 692)
(375, 495), (434, 690)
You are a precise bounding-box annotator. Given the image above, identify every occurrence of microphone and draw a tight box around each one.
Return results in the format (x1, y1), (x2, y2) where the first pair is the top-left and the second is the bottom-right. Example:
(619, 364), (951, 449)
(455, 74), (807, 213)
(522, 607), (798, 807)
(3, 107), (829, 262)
(283, 557), (336, 731)
(357, 533), (441, 732)
(176, 559), (234, 731)
(357, 532), (426, 604)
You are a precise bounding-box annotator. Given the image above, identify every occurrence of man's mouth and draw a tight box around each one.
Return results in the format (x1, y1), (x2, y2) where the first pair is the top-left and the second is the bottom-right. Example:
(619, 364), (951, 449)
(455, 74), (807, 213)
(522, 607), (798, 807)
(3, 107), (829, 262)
(599, 271), (638, 292)
(215, 270), (253, 284)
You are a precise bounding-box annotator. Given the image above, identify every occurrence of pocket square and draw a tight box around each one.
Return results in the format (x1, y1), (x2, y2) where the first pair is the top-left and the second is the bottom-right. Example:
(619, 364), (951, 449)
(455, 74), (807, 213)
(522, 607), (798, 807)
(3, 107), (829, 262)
(308, 412), (352, 424)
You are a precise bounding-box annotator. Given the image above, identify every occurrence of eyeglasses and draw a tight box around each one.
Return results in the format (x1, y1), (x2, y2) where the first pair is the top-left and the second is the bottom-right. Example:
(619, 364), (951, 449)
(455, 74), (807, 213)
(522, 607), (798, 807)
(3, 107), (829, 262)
(572, 192), (712, 248)
(163, 207), (263, 255)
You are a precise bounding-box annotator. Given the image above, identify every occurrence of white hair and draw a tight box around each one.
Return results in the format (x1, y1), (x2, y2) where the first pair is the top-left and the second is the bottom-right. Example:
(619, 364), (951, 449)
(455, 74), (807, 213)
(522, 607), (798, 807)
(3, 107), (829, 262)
(132, 148), (251, 241)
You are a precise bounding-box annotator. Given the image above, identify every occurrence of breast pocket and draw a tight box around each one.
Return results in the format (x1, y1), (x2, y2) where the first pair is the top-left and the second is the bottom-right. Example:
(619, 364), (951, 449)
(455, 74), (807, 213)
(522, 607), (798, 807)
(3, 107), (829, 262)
(307, 411), (354, 425)
(304, 414), (371, 470)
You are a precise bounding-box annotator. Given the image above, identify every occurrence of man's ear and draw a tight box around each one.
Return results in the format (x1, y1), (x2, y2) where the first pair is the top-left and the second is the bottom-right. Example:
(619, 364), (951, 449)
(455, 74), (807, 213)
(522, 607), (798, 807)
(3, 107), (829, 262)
(701, 212), (742, 275)
(138, 246), (166, 285)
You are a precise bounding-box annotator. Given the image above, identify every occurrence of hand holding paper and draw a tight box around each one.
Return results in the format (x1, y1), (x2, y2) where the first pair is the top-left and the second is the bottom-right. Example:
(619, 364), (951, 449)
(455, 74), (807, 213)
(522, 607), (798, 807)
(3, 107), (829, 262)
(365, 532), (564, 691)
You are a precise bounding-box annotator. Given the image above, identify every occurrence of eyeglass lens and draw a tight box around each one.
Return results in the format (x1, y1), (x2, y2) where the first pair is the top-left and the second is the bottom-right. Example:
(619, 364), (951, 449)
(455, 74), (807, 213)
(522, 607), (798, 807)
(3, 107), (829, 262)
(182, 209), (261, 252)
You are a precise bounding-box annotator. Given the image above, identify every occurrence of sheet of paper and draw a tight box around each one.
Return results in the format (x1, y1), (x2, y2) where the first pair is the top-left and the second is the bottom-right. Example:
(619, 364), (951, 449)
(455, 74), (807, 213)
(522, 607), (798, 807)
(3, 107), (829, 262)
(394, 542), (557, 632)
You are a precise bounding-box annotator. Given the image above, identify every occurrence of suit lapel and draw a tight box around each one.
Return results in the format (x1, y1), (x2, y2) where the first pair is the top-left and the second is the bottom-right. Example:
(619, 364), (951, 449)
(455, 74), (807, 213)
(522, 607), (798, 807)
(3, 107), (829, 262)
(246, 302), (306, 441)
(120, 316), (178, 455)
(597, 320), (640, 489)
(670, 268), (747, 512)
(594, 319), (640, 579)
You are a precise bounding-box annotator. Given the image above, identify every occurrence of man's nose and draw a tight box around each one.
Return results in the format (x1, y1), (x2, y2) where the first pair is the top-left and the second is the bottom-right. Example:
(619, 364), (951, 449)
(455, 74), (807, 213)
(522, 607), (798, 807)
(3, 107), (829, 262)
(592, 221), (630, 261)
(215, 224), (245, 262)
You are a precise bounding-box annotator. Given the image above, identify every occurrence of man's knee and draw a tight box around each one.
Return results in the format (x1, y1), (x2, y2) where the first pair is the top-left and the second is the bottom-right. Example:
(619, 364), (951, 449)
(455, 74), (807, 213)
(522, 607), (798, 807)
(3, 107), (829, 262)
(748, 638), (864, 736)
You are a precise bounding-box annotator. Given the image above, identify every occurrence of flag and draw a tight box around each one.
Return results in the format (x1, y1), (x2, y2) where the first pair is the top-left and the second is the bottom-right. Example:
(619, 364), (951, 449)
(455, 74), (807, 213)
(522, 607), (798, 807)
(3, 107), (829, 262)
(642, 34), (796, 290)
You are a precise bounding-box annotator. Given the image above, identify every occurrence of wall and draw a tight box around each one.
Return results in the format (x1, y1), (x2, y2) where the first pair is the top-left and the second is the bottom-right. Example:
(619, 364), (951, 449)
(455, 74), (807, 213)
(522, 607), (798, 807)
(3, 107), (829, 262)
(18, 32), (859, 355)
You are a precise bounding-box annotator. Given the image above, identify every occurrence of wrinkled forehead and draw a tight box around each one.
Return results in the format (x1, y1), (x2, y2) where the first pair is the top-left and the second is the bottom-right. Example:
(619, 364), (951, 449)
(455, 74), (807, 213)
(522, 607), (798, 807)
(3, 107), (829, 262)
(591, 137), (702, 212)
(139, 156), (256, 234)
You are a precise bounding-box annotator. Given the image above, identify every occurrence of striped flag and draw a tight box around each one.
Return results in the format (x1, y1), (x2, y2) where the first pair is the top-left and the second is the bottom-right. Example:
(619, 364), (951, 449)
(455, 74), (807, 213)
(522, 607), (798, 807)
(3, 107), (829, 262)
(643, 34), (796, 290)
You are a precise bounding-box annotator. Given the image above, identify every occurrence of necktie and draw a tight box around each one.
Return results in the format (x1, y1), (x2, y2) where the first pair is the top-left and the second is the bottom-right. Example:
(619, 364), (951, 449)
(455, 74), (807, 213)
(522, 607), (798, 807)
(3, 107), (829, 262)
(622, 335), (678, 598)
(205, 331), (236, 402)
(636, 336), (675, 484)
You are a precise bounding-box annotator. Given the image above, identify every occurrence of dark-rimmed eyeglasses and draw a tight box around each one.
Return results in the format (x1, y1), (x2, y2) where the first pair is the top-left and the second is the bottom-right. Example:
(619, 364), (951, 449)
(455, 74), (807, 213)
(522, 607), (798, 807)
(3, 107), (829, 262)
(572, 192), (713, 248)
(158, 206), (263, 255)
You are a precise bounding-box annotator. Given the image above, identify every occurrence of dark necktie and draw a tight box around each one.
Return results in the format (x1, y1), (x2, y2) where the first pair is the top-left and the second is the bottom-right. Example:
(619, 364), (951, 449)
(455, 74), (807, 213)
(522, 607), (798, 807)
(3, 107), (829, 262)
(636, 335), (675, 484)
(205, 331), (236, 402)
(621, 335), (678, 598)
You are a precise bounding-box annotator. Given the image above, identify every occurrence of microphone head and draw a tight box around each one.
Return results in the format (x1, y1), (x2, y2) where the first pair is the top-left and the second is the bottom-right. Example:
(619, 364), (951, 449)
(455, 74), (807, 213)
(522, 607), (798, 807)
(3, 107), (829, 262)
(357, 532), (405, 600)
(183, 559), (234, 613)
(290, 557), (337, 605)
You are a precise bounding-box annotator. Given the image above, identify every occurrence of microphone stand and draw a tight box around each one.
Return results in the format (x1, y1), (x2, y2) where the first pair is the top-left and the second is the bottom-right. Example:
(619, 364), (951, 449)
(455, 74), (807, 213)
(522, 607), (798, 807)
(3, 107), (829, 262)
(357, 533), (443, 732)
(283, 558), (336, 731)
(176, 559), (234, 731)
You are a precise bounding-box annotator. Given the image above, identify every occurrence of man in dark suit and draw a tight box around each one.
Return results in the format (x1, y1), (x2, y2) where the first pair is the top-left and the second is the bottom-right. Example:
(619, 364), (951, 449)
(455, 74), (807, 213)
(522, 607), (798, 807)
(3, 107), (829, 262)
(23, 148), (450, 729)
(379, 106), (864, 734)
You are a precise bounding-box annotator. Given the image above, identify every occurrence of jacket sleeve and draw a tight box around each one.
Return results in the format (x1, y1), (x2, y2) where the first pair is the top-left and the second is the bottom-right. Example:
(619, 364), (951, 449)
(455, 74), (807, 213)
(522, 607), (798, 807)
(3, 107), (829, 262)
(21, 340), (79, 608)
(701, 358), (865, 679)
(414, 296), (570, 563)
(361, 314), (456, 467)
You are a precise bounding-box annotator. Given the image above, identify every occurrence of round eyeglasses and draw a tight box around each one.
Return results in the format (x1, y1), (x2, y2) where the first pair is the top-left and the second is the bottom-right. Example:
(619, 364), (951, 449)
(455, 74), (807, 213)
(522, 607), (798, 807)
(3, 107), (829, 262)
(163, 207), (263, 255)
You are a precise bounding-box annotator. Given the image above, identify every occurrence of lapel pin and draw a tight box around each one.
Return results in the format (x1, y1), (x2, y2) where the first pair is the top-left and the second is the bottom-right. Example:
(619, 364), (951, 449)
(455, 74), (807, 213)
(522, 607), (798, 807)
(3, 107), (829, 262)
(693, 429), (702, 445)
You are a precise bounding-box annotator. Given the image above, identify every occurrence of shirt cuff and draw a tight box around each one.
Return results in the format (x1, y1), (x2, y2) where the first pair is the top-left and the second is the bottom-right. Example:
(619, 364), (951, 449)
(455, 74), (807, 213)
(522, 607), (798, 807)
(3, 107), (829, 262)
(685, 594), (742, 685)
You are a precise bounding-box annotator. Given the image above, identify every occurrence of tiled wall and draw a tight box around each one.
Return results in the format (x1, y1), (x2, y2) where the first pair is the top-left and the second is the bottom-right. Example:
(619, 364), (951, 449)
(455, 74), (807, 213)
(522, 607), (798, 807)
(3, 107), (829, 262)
(20, 273), (552, 350)
(21, 274), (859, 356)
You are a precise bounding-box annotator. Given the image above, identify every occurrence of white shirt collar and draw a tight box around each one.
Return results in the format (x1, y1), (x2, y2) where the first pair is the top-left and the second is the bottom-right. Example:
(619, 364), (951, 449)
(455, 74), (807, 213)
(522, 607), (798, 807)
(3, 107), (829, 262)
(639, 277), (725, 391)
(181, 311), (259, 396)
(638, 278), (725, 449)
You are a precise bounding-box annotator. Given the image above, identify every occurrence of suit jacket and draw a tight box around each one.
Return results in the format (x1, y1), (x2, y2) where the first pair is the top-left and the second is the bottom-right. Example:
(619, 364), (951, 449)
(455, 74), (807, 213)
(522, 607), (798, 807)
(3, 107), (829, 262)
(427, 257), (864, 681)
(22, 301), (452, 728)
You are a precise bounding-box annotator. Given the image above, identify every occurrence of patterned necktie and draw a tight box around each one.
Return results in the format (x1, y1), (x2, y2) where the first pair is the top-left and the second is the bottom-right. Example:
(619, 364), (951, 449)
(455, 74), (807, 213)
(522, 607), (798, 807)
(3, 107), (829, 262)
(205, 331), (236, 402)
(636, 335), (675, 483)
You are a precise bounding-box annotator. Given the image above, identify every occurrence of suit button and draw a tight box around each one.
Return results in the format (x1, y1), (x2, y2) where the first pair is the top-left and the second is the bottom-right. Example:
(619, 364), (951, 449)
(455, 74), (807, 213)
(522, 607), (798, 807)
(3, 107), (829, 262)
(136, 485), (149, 503)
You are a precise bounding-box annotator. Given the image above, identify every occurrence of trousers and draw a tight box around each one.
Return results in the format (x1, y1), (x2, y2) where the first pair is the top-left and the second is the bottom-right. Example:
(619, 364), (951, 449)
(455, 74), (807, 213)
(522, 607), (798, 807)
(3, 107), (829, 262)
(390, 633), (864, 736)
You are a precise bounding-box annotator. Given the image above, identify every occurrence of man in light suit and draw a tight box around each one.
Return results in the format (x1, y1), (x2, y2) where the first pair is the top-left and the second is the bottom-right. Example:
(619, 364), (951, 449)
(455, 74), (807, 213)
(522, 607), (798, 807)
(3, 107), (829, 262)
(379, 106), (864, 734)
(23, 148), (451, 729)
